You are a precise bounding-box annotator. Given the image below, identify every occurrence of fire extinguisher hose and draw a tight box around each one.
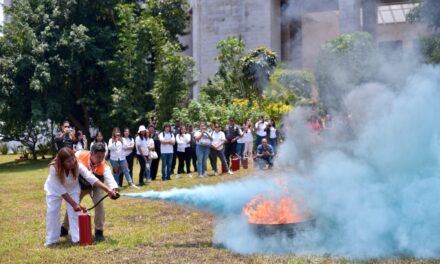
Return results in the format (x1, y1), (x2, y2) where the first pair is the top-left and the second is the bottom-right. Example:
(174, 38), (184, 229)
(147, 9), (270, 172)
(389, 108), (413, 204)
(86, 192), (120, 211)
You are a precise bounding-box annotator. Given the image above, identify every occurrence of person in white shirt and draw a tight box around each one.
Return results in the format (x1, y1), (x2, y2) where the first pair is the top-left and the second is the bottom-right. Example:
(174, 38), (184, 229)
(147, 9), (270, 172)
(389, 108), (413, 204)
(255, 116), (268, 149)
(159, 123), (175, 181)
(210, 123), (233, 176)
(175, 126), (192, 178)
(44, 147), (117, 246)
(120, 128), (135, 186)
(236, 122), (246, 166)
(194, 123), (212, 178)
(135, 125), (154, 186)
(60, 143), (120, 242)
(73, 130), (87, 152)
(108, 128), (138, 189)
(242, 119), (254, 166)
(265, 118), (279, 154)
(90, 131), (108, 158)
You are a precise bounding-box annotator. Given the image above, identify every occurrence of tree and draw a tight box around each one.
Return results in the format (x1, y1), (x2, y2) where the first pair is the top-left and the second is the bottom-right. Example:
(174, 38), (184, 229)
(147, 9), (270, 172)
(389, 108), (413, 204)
(407, 0), (440, 30)
(0, 0), (191, 145)
(152, 43), (196, 126)
(315, 32), (379, 111)
(242, 47), (278, 108)
(407, 0), (440, 64)
(201, 36), (246, 104)
(267, 69), (315, 105)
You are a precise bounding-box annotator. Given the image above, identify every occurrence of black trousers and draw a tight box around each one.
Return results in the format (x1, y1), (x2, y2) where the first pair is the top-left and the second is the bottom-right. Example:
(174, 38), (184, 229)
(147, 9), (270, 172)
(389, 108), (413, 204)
(224, 142), (237, 167)
(150, 152), (160, 180)
(189, 146), (197, 173)
(171, 145), (177, 173)
(119, 152), (134, 186)
(177, 148), (191, 174)
(137, 154), (146, 185)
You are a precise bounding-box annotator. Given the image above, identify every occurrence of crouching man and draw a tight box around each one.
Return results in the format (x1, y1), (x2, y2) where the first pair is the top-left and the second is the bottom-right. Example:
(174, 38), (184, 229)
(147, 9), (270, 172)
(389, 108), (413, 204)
(61, 142), (119, 241)
(256, 138), (275, 170)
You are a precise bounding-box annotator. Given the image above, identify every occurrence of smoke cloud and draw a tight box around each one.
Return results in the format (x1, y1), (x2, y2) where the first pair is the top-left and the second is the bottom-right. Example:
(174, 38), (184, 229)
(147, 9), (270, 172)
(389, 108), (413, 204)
(124, 63), (440, 259)
(123, 2), (439, 257)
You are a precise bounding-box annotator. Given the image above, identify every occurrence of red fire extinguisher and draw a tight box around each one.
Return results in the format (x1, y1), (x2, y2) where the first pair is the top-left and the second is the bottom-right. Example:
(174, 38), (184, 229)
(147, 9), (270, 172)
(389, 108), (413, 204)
(78, 212), (92, 246)
(242, 156), (248, 169)
(78, 193), (120, 246)
(231, 155), (240, 171)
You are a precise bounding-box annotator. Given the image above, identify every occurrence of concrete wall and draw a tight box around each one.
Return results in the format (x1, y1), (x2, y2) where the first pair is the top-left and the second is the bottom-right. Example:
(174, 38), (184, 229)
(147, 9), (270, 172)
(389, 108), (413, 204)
(182, 0), (282, 99)
(301, 11), (339, 70)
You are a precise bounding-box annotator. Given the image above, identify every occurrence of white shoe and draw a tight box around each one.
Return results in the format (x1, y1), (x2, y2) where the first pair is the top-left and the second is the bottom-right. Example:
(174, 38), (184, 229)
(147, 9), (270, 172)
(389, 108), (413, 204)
(203, 173), (207, 177)
(176, 174), (181, 179)
(198, 175), (204, 178)
(187, 174), (192, 178)
(227, 170), (234, 175)
(129, 183), (140, 189)
(214, 172), (218, 176)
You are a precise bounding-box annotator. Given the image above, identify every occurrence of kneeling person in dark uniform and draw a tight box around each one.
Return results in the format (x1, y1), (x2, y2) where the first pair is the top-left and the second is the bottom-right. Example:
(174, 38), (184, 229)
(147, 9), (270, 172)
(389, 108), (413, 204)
(256, 138), (275, 169)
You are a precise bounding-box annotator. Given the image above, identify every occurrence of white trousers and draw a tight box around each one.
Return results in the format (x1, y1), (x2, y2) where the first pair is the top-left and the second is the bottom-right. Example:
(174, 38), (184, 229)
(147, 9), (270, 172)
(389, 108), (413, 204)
(45, 193), (80, 246)
(243, 142), (253, 164)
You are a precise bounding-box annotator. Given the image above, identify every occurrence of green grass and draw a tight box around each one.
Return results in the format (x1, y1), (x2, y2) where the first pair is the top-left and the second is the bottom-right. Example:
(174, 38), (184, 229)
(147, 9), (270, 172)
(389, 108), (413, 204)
(0, 155), (435, 263)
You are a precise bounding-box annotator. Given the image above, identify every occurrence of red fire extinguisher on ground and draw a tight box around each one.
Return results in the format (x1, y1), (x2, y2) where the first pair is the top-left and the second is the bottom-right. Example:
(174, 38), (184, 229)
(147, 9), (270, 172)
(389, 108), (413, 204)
(78, 212), (92, 246)
(231, 155), (240, 171)
(78, 193), (120, 246)
(242, 156), (249, 169)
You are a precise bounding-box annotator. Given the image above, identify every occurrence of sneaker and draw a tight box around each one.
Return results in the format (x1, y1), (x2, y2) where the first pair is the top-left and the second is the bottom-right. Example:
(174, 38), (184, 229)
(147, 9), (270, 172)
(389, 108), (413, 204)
(187, 174), (192, 178)
(202, 173), (207, 177)
(147, 178), (152, 183)
(214, 171), (218, 176)
(129, 183), (139, 189)
(60, 226), (68, 237)
(95, 229), (105, 242)
(198, 174), (204, 178)
(176, 174), (181, 179)
(227, 170), (234, 175)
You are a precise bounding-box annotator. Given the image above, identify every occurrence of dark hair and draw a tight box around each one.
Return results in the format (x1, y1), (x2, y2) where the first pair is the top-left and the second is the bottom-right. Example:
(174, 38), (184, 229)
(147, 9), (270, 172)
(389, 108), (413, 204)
(123, 127), (133, 139)
(94, 131), (105, 143)
(91, 142), (106, 154)
(270, 118), (276, 128)
(162, 123), (171, 133)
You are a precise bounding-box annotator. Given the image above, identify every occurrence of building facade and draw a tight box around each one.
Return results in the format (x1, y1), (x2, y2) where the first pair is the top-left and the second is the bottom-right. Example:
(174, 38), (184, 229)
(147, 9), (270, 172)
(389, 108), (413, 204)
(181, 0), (432, 99)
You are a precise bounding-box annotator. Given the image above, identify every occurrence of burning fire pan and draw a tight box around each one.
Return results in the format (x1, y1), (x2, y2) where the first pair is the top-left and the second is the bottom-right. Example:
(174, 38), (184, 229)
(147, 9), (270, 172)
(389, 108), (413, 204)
(250, 219), (315, 238)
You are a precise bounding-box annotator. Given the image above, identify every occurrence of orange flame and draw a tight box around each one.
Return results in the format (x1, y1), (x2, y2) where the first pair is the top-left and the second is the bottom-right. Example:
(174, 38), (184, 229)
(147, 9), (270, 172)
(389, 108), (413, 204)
(243, 195), (305, 225)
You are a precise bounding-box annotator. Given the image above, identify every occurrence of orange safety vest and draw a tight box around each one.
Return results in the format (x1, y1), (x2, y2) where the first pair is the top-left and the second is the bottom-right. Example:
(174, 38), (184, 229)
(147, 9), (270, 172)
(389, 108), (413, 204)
(76, 150), (106, 177)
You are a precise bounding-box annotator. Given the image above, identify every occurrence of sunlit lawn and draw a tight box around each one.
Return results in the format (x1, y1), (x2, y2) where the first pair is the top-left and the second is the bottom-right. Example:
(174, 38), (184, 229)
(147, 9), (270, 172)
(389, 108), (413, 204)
(0, 154), (433, 263)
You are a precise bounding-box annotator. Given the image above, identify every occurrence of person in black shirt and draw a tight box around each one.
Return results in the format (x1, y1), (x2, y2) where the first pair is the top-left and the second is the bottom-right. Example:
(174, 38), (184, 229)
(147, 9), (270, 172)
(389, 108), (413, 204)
(187, 123), (197, 173)
(148, 124), (161, 181)
(55, 121), (75, 151)
(171, 119), (181, 174)
(224, 118), (241, 167)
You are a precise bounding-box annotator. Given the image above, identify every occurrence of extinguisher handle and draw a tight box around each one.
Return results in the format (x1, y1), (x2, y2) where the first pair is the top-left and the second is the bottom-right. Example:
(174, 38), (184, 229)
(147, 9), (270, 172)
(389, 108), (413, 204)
(86, 194), (109, 211)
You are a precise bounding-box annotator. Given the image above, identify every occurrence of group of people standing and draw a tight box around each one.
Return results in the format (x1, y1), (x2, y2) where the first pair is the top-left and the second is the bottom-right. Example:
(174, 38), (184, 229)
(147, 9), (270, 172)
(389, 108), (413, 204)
(55, 116), (281, 187)
(44, 116), (281, 246)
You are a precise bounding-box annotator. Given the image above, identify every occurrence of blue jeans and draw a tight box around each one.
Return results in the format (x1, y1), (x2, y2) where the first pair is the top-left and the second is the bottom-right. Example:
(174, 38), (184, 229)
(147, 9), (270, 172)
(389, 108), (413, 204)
(196, 144), (210, 176)
(269, 138), (277, 154)
(256, 135), (265, 149)
(161, 153), (173, 180)
(110, 159), (133, 186)
(236, 143), (245, 161)
(257, 156), (274, 169)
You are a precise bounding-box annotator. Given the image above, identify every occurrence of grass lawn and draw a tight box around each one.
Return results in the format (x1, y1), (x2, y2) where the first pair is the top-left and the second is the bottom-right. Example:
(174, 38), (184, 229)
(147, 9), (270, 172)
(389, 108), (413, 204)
(0, 154), (433, 263)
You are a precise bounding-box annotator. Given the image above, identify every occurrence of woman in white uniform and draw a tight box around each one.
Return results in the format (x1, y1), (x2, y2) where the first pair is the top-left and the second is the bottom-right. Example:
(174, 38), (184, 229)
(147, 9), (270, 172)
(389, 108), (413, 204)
(44, 147), (116, 246)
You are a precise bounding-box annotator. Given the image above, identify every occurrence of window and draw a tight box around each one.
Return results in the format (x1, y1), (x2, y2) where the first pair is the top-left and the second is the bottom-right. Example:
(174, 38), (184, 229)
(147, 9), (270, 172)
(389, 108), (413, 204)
(377, 3), (418, 24)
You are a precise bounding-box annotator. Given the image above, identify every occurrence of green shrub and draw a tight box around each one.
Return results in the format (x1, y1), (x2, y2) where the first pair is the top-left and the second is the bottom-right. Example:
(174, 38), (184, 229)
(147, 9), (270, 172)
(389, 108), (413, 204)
(10, 145), (19, 154)
(0, 143), (8, 155)
(420, 35), (440, 64)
